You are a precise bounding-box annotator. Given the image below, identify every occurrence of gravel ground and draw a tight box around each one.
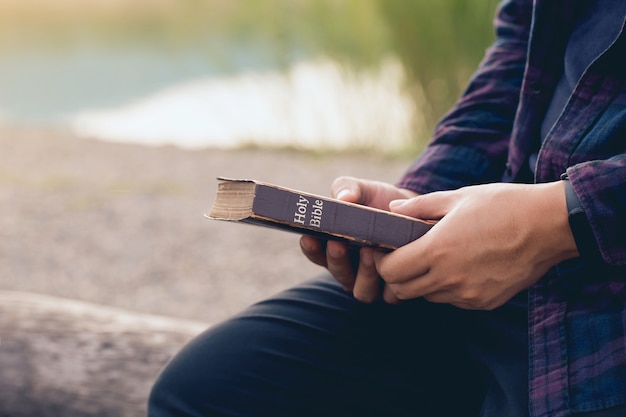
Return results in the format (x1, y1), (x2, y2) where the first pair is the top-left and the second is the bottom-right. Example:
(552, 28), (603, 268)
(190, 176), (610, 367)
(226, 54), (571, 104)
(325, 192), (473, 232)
(0, 127), (413, 325)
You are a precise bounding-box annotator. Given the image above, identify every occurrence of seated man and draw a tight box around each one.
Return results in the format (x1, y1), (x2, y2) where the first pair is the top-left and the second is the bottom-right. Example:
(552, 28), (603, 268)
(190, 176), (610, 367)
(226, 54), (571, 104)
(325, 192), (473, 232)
(148, 1), (626, 416)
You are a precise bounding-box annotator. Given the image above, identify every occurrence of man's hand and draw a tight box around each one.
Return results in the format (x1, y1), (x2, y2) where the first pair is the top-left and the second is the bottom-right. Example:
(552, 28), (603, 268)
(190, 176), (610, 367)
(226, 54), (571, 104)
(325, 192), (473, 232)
(299, 176), (418, 303)
(374, 181), (580, 310)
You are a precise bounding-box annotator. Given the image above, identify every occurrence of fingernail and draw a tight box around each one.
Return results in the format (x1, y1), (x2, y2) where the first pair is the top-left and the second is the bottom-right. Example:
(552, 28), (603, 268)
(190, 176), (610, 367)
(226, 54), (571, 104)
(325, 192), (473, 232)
(389, 199), (408, 209)
(336, 189), (352, 201)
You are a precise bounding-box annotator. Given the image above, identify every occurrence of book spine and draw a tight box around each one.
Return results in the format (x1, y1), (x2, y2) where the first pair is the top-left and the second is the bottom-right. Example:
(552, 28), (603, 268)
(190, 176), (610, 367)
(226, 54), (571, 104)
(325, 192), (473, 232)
(250, 184), (430, 249)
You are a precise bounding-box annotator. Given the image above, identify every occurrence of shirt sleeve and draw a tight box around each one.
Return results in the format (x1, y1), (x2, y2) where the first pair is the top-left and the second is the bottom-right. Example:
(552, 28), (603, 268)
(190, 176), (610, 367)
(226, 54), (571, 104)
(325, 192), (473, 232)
(567, 156), (626, 266)
(397, 0), (532, 194)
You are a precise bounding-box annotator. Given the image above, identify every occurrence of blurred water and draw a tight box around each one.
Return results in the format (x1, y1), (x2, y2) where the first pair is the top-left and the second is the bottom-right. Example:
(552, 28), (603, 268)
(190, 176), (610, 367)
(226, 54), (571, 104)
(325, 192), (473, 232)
(0, 45), (220, 124)
(0, 13), (416, 151)
(70, 57), (415, 151)
(0, 42), (414, 152)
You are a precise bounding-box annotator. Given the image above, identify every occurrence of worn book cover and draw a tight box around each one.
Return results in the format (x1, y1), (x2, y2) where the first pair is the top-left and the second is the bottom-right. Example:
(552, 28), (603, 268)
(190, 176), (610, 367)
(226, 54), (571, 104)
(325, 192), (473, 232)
(206, 177), (433, 250)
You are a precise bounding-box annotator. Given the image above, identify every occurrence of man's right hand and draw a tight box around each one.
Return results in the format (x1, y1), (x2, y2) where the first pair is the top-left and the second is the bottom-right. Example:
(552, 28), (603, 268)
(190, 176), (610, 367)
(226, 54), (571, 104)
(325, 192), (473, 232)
(299, 176), (418, 303)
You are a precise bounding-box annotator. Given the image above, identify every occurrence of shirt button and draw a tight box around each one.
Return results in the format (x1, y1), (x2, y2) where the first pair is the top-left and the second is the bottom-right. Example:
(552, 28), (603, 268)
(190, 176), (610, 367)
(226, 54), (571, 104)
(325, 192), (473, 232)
(529, 82), (542, 95)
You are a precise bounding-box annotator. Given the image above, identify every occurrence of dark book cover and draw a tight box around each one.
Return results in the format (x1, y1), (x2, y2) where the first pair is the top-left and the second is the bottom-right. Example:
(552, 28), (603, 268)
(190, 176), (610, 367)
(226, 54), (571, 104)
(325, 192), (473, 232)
(207, 178), (433, 250)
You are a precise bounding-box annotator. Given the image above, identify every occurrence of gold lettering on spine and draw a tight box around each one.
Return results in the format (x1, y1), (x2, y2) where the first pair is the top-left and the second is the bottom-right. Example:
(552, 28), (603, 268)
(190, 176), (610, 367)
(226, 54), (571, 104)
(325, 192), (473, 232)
(309, 199), (323, 228)
(294, 195), (309, 225)
(293, 196), (323, 228)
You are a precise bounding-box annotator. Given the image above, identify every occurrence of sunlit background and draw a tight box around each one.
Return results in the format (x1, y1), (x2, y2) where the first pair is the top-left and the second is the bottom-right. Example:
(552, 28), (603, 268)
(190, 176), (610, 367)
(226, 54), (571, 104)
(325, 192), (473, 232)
(0, 0), (501, 351)
(0, 0), (498, 152)
(0, 0), (502, 333)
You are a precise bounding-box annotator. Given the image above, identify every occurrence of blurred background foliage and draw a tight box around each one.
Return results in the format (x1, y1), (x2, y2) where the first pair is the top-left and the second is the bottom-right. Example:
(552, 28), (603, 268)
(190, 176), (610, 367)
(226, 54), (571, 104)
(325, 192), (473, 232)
(0, 0), (500, 148)
(378, 0), (500, 135)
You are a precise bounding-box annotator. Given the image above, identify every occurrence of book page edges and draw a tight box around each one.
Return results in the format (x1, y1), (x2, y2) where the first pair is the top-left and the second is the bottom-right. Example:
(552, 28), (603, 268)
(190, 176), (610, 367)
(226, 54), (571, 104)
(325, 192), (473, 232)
(206, 179), (257, 220)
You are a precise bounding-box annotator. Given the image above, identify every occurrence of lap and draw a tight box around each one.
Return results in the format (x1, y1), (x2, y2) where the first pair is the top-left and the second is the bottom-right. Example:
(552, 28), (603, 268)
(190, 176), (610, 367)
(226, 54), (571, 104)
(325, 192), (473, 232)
(149, 274), (508, 417)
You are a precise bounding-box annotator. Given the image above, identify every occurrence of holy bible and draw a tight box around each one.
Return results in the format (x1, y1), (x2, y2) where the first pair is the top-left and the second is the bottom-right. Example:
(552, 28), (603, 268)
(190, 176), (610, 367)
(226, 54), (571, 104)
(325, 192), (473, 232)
(206, 178), (433, 250)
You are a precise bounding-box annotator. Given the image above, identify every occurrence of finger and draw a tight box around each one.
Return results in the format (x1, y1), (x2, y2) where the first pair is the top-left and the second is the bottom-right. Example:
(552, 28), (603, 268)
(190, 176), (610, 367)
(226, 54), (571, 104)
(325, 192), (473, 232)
(326, 240), (357, 291)
(382, 284), (401, 304)
(373, 240), (430, 284)
(423, 291), (448, 304)
(386, 270), (447, 302)
(422, 290), (485, 311)
(388, 190), (458, 220)
(331, 176), (363, 203)
(300, 236), (328, 268)
(352, 247), (382, 303)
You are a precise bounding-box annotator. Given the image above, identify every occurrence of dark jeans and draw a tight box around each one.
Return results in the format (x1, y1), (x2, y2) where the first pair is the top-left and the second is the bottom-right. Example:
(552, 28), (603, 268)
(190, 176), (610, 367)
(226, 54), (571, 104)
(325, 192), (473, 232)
(149, 274), (532, 417)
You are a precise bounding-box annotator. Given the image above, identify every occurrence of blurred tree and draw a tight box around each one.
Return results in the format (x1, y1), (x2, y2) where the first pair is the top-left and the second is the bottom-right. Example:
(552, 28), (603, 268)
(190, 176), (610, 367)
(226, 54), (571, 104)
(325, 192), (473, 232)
(377, 0), (500, 144)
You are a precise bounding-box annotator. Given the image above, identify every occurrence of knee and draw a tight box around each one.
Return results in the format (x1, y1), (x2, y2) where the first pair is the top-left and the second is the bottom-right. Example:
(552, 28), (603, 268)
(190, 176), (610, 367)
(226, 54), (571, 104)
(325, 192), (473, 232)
(147, 363), (178, 417)
(147, 346), (207, 417)
(147, 328), (222, 417)
(147, 322), (254, 417)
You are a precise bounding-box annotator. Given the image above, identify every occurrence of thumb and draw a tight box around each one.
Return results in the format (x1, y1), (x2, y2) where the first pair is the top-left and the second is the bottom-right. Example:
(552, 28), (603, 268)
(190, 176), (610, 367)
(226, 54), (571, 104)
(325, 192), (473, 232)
(331, 176), (363, 204)
(388, 191), (456, 220)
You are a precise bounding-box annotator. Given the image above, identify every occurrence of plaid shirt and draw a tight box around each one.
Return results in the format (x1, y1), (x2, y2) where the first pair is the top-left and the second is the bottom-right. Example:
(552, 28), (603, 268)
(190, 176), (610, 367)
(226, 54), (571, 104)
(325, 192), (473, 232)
(397, 1), (626, 416)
